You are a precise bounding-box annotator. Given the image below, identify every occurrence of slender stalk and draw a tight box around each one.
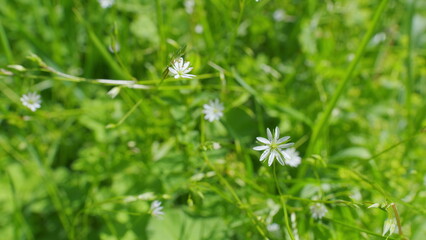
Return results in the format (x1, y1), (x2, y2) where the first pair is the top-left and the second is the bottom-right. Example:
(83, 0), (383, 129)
(273, 164), (295, 240)
(306, 0), (390, 156)
(391, 203), (406, 240)
(0, 22), (13, 63)
(202, 152), (269, 239)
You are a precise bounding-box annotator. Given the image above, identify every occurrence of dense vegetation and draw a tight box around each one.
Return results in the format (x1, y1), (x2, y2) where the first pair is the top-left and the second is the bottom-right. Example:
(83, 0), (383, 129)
(0, 0), (425, 239)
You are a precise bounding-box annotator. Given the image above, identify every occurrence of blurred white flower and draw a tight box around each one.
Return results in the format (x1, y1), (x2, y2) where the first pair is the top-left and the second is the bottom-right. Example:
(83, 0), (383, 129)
(202, 99), (224, 122)
(253, 127), (294, 166)
(383, 218), (397, 236)
(20, 92), (41, 112)
(212, 142), (221, 150)
(310, 203), (328, 220)
(267, 223), (280, 232)
(98, 0), (114, 8)
(282, 148), (302, 167)
(150, 200), (164, 218)
(184, 0), (195, 14)
(108, 42), (120, 53)
(273, 9), (286, 22)
(195, 24), (204, 34)
(291, 212), (300, 240)
(137, 192), (155, 200)
(168, 57), (195, 79)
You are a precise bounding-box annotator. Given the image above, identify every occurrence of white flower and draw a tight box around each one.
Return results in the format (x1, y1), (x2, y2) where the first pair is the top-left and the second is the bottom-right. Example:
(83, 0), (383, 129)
(98, 0), (114, 8)
(267, 223), (280, 232)
(20, 92), (42, 112)
(282, 148), (301, 167)
(202, 99), (224, 122)
(184, 0), (195, 14)
(383, 218), (397, 236)
(273, 9), (286, 22)
(168, 57), (195, 79)
(310, 203), (328, 220)
(150, 200), (164, 218)
(253, 127), (294, 166)
(195, 24), (204, 34)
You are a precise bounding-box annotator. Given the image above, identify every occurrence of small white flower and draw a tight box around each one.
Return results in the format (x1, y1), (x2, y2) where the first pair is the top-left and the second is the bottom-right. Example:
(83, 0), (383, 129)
(310, 203), (328, 220)
(202, 99), (224, 122)
(383, 218), (397, 236)
(184, 0), (195, 14)
(253, 127), (294, 166)
(150, 200), (164, 218)
(195, 24), (204, 34)
(282, 148), (302, 167)
(20, 92), (42, 112)
(98, 0), (114, 8)
(168, 57), (195, 79)
(267, 223), (280, 232)
(273, 9), (286, 22)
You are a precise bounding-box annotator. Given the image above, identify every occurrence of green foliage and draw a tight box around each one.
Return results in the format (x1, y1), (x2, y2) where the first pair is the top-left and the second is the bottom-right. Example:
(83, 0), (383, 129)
(0, 0), (425, 239)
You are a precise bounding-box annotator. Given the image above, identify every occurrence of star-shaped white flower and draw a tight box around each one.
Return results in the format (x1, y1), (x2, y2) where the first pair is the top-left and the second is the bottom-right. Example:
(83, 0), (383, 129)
(282, 148), (302, 167)
(20, 92), (42, 112)
(202, 99), (224, 122)
(168, 57), (195, 79)
(310, 203), (328, 220)
(253, 127), (294, 166)
(150, 200), (164, 218)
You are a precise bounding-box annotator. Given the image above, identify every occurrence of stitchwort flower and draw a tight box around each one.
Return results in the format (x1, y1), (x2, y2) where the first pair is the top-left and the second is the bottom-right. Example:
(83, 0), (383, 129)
(253, 127), (294, 166)
(150, 200), (164, 218)
(202, 99), (224, 122)
(310, 203), (328, 220)
(282, 148), (302, 167)
(168, 57), (195, 79)
(20, 92), (41, 112)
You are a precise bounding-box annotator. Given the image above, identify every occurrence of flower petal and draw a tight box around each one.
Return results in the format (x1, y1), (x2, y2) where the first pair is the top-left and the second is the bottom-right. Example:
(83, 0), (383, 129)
(266, 128), (272, 141)
(253, 145), (269, 151)
(274, 127), (280, 142)
(268, 151), (275, 166)
(276, 151), (285, 165)
(277, 136), (290, 144)
(277, 142), (294, 149)
(260, 149), (270, 161)
(256, 137), (270, 145)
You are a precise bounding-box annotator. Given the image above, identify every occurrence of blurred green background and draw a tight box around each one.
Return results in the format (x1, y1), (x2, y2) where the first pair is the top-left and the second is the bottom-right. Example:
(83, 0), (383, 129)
(0, 0), (425, 239)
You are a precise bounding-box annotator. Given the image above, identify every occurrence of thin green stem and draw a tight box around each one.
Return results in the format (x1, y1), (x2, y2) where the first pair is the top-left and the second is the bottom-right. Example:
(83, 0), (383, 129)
(306, 0), (390, 156)
(273, 164), (295, 240)
(202, 152), (269, 239)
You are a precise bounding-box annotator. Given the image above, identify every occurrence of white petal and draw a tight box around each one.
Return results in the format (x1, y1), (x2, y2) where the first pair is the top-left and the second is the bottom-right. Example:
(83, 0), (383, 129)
(281, 150), (291, 160)
(278, 142), (294, 149)
(274, 127), (280, 141)
(277, 136), (290, 144)
(276, 151), (285, 165)
(260, 149), (270, 161)
(268, 152), (275, 166)
(266, 128), (272, 140)
(256, 137), (270, 145)
(253, 145), (269, 151)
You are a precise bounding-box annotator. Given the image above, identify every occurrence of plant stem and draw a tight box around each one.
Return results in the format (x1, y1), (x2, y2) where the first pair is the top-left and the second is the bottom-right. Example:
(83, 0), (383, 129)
(391, 203), (406, 240)
(273, 164), (295, 240)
